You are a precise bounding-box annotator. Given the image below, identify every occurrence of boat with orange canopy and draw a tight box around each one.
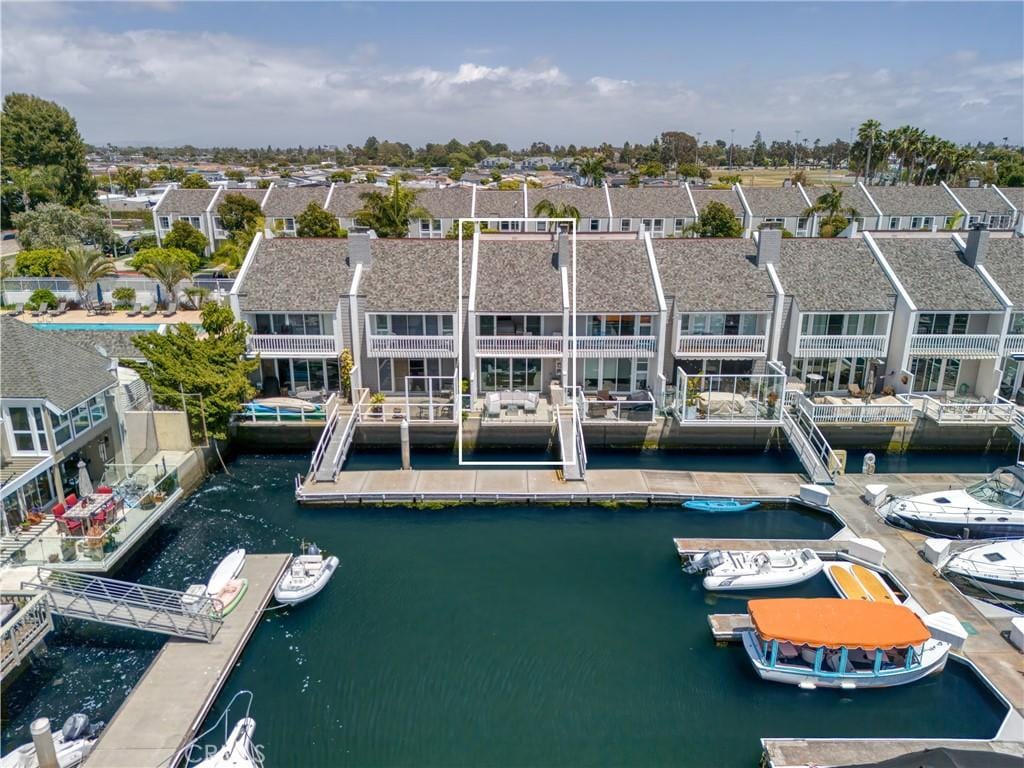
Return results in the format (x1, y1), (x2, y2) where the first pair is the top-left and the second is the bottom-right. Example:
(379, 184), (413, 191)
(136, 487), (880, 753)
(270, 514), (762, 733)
(739, 598), (950, 689)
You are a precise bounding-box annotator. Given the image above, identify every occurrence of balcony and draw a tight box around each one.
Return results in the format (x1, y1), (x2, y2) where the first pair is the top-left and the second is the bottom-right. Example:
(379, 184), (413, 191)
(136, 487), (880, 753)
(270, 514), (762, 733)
(1005, 335), (1024, 356)
(570, 336), (657, 358)
(476, 335), (563, 357)
(675, 334), (767, 358)
(366, 334), (456, 358)
(794, 334), (888, 358)
(247, 334), (338, 358)
(907, 333), (1000, 359)
(794, 391), (913, 425)
(915, 394), (1015, 424)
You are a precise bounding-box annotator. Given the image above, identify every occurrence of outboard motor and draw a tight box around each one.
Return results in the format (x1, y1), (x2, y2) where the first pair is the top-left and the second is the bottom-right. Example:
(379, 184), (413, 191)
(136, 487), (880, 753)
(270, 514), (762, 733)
(307, 543), (320, 556)
(62, 713), (90, 741)
(683, 550), (724, 574)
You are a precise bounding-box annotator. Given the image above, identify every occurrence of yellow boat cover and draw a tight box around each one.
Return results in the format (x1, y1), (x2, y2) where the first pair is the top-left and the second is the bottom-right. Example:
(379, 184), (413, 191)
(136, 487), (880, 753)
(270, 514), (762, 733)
(749, 598), (929, 650)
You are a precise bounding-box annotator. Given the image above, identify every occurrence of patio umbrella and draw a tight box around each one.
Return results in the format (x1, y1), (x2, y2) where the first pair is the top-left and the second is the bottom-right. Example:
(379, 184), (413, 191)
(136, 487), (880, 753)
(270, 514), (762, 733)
(77, 460), (94, 497)
(96, 282), (104, 304)
(156, 283), (163, 305)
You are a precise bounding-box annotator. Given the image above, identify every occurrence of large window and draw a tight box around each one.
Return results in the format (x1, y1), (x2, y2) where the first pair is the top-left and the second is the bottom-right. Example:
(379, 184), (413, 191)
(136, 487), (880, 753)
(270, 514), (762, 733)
(371, 314), (454, 336)
(580, 314), (653, 337)
(252, 313), (331, 336)
(792, 357), (868, 392)
(800, 313), (886, 336)
(915, 313), (969, 335)
(1009, 312), (1024, 335)
(477, 315), (547, 336)
(6, 407), (48, 454)
(478, 358), (542, 391)
(5, 395), (109, 455)
(275, 358), (341, 393)
(910, 357), (960, 393)
(582, 358), (647, 392)
(680, 313), (761, 336)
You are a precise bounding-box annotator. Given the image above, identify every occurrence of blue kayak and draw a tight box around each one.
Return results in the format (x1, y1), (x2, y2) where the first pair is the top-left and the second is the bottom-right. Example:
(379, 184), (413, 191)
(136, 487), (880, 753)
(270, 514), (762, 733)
(683, 498), (761, 513)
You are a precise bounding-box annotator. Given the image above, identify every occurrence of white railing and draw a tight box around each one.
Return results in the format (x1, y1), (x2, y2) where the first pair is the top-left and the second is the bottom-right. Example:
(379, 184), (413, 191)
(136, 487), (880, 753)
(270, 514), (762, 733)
(0, 592), (53, 680)
(235, 394), (332, 424)
(794, 391), (914, 424)
(675, 334), (767, 357)
(358, 375), (459, 423)
(247, 334), (338, 356)
(476, 335), (563, 356)
(908, 333), (1000, 357)
(308, 392), (345, 477)
(915, 394), (1015, 424)
(570, 336), (657, 357)
(673, 363), (786, 425)
(571, 386), (656, 423)
(1004, 335), (1024, 356)
(794, 334), (888, 357)
(781, 408), (840, 486)
(366, 334), (457, 358)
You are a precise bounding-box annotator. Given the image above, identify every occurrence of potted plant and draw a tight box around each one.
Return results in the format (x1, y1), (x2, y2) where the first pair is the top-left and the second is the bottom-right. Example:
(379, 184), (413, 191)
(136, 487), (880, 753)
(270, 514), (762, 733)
(369, 391), (386, 417)
(766, 390), (779, 418)
(60, 538), (78, 562)
(684, 376), (703, 420)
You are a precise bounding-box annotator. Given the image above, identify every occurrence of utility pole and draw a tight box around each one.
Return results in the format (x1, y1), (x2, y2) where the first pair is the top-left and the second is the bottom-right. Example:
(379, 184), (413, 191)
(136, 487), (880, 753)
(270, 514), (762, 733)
(793, 130), (800, 169)
(847, 127), (854, 174)
(729, 128), (735, 171)
(106, 166), (119, 261)
(695, 132), (701, 166)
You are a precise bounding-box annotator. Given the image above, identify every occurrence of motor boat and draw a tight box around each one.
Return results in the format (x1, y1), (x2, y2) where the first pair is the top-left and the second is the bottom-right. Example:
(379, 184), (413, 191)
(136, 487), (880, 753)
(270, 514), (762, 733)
(685, 548), (822, 591)
(943, 539), (1024, 601)
(739, 598), (949, 689)
(824, 562), (900, 604)
(193, 718), (263, 768)
(274, 544), (340, 606)
(877, 465), (1024, 539)
(0, 713), (103, 768)
(683, 498), (760, 513)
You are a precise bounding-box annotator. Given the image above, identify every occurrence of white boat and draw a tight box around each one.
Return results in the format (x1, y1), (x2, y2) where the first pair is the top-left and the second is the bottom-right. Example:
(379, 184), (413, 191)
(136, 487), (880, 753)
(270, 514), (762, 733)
(0, 714), (102, 768)
(685, 548), (823, 591)
(194, 718), (263, 768)
(943, 539), (1024, 600)
(739, 598), (950, 689)
(274, 544), (339, 605)
(206, 549), (246, 598)
(878, 465), (1024, 539)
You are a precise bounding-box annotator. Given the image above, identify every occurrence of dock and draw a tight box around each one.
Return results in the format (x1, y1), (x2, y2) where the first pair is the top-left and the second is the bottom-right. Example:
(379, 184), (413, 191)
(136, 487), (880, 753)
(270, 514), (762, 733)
(707, 613), (751, 642)
(761, 737), (1024, 767)
(675, 538), (849, 558)
(85, 554), (290, 768)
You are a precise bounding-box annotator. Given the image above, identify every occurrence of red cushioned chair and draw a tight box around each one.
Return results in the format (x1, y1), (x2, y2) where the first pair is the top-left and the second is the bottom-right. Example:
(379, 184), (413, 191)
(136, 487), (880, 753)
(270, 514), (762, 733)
(97, 485), (113, 494)
(52, 503), (66, 518)
(65, 493), (79, 508)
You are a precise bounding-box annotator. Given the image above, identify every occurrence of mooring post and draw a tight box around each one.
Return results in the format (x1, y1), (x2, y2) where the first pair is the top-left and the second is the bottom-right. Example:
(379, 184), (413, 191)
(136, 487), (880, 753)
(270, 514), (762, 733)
(400, 418), (411, 470)
(31, 718), (59, 768)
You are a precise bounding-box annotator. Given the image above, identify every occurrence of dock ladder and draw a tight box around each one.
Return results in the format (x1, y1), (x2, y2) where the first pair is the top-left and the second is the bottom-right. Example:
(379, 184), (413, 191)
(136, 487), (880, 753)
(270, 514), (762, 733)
(556, 400), (587, 481)
(22, 569), (223, 642)
(780, 408), (839, 486)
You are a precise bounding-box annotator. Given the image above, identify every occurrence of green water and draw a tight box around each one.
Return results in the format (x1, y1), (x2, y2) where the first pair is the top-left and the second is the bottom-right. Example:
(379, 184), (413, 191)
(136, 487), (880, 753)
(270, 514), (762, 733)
(2, 456), (1007, 767)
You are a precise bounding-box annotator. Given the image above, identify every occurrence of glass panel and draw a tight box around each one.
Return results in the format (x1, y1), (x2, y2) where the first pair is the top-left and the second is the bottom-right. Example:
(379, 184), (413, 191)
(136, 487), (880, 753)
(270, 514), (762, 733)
(951, 314), (969, 335)
(584, 359), (599, 389)
(271, 314), (287, 333)
(73, 406), (91, 434)
(861, 314), (876, 335)
(425, 316), (439, 336)
(305, 315), (322, 335)
(442, 315), (453, 336)
(679, 314), (691, 334)
(525, 316), (541, 335)
(9, 407), (30, 431)
(14, 433), (34, 451)
(812, 315), (828, 335)
(374, 315), (389, 334)
(53, 414), (72, 447)
(377, 359), (392, 391)
(740, 314), (758, 335)
(479, 316), (494, 336)
(90, 396), (107, 424)
(1011, 313), (1024, 334)
(826, 314), (844, 335)
(495, 359), (511, 390)
(307, 360), (326, 391)
(942, 359), (960, 391)
(391, 315), (409, 335)
(407, 316), (424, 336)
(587, 316), (602, 336)
(512, 359), (528, 389)
(326, 360), (340, 391)
(255, 314), (272, 334)
(525, 359), (541, 390)
(635, 360), (649, 390)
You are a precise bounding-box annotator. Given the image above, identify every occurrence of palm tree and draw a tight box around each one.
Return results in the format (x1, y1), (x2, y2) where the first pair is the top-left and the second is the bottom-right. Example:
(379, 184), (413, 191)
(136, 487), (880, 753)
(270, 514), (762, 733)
(918, 135), (941, 184)
(140, 257), (191, 306)
(354, 177), (430, 238)
(575, 156), (606, 187)
(532, 200), (581, 231)
(903, 127), (926, 186)
(857, 119), (883, 185)
(7, 165), (61, 211)
(56, 248), (116, 307)
(803, 185), (859, 237)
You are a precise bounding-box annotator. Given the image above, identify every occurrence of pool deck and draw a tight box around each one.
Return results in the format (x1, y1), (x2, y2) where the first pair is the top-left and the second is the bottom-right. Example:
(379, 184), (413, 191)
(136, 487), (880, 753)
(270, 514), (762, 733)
(22, 308), (202, 327)
(84, 554), (290, 768)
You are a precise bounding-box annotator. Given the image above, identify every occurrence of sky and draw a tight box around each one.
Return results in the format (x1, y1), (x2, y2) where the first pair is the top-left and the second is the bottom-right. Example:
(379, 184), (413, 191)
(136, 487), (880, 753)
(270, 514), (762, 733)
(2, 1), (1023, 149)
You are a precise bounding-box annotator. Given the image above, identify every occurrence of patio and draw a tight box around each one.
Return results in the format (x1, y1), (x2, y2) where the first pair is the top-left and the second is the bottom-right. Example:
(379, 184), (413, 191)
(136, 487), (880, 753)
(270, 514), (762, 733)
(913, 393), (1016, 424)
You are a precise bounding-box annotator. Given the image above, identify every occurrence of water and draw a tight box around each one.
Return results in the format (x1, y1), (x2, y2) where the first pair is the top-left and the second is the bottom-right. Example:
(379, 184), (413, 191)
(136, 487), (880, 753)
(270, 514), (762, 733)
(30, 322), (169, 331)
(2, 456), (1007, 766)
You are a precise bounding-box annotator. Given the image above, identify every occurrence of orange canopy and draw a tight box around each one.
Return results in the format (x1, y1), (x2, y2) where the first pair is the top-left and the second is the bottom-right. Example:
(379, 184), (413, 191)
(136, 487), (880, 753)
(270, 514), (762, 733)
(748, 598), (931, 650)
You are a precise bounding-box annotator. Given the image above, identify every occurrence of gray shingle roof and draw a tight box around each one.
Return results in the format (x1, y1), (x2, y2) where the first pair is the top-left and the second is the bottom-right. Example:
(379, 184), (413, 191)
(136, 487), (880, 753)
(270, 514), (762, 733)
(774, 239), (898, 312)
(866, 186), (960, 217)
(262, 186), (329, 217)
(741, 186), (810, 217)
(608, 187), (694, 218)
(996, 186), (1023, 212)
(236, 238), (352, 312)
(474, 241), (563, 312)
(475, 189), (524, 217)
(948, 187), (1014, 216)
(325, 184), (378, 217)
(155, 189), (217, 215)
(1, 317), (117, 411)
(974, 239), (1024, 306)
(691, 188), (743, 215)
(221, 189), (267, 204)
(576, 240), (658, 312)
(359, 240), (465, 312)
(802, 185), (877, 218)
(877, 237), (1002, 311)
(50, 330), (146, 361)
(526, 187), (610, 218)
(654, 239), (776, 312)
(414, 187), (472, 219)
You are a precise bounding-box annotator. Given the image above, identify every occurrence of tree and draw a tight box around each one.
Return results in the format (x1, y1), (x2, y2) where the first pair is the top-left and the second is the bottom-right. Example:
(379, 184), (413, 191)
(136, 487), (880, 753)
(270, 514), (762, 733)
(677, 162), (700, 179)
(857, 119), (883, 185)
(140, 253), (191, 304)
(296, 201), (342, 237)
(130, 246), (200, 273)
(181, 173), (209, 189)
(127, 303), (258, 440)
(576, 156), (606, 187)
(4, 165), (61, 219)
(210, 242), (246, 270)
(804, 185), (859, 237)
(446, 220), (476, 240)
(689, 201), (743, 238)
(217, 193), (264, 250)
(55, 247), (116, 306)
(162, 220), (208, 258)
(790, 170), (809, 186)
(354, 177), (429, 238)
(640, 161), (665, 178)
(225, 170), (246, 182)
(13, 248), (63, 276)
(12, 203), (117, 251)
(532, 199), (580, 230)
(114, 166), (144, 195)
(330, 170), (352, 183)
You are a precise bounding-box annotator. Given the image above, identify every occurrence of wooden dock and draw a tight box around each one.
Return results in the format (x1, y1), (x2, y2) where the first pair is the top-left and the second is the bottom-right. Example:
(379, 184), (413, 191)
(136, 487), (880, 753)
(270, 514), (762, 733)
(674, 538), (849, 558)
(85, 554), (290, 768)
(762, 737), (1024, 767)
(707, 613), (751, 642)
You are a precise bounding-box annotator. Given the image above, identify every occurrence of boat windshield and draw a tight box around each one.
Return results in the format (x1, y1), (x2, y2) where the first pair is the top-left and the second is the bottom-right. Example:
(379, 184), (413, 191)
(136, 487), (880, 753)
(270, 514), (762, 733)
(966, 470), (1024, 510)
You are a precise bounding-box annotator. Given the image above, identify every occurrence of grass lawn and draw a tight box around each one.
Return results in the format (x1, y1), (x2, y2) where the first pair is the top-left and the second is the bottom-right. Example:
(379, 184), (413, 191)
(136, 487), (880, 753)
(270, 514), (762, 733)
(705, 167), (855, 187)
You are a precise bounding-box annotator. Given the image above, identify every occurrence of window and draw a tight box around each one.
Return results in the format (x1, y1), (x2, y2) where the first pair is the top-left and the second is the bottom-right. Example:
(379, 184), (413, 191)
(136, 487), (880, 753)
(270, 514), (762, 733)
(641, 218), (664, 234)
(499, 221), (521, 232)
(800, 313), (886, 337)
(910, 216), (923, 229)
(478, 358), (541, 391)
(922, 216), (933, 230)
(52, 412), (72, 447)
(888, 216), (900, 230)
(989, 214), (1010, 230)
(182, 216), (202, 229)
(158, 216), (170, 230)
(620, 218), (632, 232)
(374, 314), (454, 336)
(674, 218), (685, 235)
(535, 221), (547, 232)
(214, 216), (225, 233)
(283, 217), (296, 232)
(253, 313), (332, 336)
(915, 313), (970, 335)
(581, 314), (652, 337)
(581, 358), (638, 392)
(477, 315), (546, 336)
(589, 218), (600, 232)
(1010, 312), (1024, 335)
(763, 217), (784, 227)
(420, 219), (432, 234)
(797, 217), (809, 233)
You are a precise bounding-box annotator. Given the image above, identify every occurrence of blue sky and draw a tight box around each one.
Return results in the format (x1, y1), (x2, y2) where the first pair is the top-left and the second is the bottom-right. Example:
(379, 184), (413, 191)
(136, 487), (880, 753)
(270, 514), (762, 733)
(3, 2), (1022, 147)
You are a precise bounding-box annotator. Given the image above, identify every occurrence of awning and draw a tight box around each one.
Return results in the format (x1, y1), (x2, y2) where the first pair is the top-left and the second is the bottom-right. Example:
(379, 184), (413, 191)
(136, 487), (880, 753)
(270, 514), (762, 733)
(748, 598), (930, 650)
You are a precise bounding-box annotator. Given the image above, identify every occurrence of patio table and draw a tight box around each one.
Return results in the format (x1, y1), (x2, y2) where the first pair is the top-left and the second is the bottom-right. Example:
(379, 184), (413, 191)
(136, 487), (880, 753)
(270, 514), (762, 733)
(64, 493), (114, 524)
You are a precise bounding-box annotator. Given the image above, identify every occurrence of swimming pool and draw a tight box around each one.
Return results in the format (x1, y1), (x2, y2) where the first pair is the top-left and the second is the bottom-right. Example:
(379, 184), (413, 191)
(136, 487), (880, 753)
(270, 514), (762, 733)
(31, 322), (167, 331)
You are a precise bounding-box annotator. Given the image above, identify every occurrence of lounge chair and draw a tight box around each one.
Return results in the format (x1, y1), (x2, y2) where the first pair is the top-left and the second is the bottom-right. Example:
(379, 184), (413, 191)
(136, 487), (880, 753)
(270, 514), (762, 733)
(847, 382), (865, 398)
(126, 303), (142, 317)
(162, 301), (177, 317)
(31, 302), (49, 317)
(50, 301), (67, 316)
(6, 303), (23, 317)
(142, 305), (157, 317)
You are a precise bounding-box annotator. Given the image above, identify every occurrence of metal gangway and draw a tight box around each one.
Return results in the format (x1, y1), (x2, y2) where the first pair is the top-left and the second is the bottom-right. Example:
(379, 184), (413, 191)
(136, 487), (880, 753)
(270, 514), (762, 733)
(780, 408), (839, 486)
(22, 568), (223, 642)
(556, 401), (587, 481)
(311, 392), (363, 483)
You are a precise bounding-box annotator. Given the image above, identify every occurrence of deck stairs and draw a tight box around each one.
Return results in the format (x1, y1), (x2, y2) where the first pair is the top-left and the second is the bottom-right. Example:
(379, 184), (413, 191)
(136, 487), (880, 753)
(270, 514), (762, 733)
(557, 402), (587, 481)
(21, 568), (223, 642)
(780, 407), (838, 486)
(311, 402), (359, 483)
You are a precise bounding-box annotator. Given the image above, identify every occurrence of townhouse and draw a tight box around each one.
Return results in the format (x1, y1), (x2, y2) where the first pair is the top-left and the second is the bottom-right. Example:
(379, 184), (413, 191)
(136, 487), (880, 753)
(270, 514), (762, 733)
(325, 183), (372, 232)
(802, 184), (881, 233)
(862, 185), (964, 233)
(474, 189), (527, 232)
(606, 187), (695, 237)
(739, 186), (814, 237)
(948, 186), (1017, 231)
(409, 186), (473, 238)
(689, 188), (746, 231)
(526, 187), (613, 233)
(153, 188), (219, 255)
(261, 185), (329, 236)
(996, 186), (1024, 232)
(978, 238), (1024, 402)
(209, 187), (267, 248)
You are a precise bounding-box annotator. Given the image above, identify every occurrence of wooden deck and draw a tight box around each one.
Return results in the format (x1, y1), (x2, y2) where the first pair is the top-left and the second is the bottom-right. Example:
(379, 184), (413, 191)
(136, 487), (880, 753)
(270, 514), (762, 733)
(674, 538), (849, 557)
(707, 613), (751, 642)
(85, 554), (290, 768)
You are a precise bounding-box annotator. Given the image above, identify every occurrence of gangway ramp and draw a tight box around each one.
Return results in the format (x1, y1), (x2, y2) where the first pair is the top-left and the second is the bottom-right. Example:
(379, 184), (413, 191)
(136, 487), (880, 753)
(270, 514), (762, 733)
(556, 404), (587, 481)
(780, 408), (838, 486)
(312, 401), (360, 483)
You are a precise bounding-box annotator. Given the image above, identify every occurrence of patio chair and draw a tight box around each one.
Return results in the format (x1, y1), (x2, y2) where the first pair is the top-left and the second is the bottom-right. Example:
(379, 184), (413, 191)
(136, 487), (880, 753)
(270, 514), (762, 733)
(126, 303), (142, 317)
(162, 301), (177, 317)
(6, 303), (23, 317)
(847, 382), (865, 398)
(142, 305), (158, 317)
(49, 301), (67, 316)
(65, 493), (78, 508)
(31, 302), (49, 317)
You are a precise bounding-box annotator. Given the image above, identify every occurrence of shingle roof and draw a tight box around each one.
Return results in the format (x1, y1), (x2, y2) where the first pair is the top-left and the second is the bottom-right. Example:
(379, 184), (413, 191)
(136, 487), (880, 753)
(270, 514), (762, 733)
(774, 239), (897, 312)
(526, 187), (610, 218)
(50, 329), (146, 360)
(262, 186), (329, 217)
(866, 186), (960, 217)
(155, 188), (217, 215)
(414, 187), (472, 219)
(324, 184), (377, 217)
(576, 240), (658, 312)
(948, 187), (1014, 215)
(996, 186), (1023, 212)
(741, 187), (810, 217)
(1, 318), (117, 412)
(359, 240), (464, 312)
(974, 239), (1024, 306)
(802, 185), (877, 219)
(608, 187), (694, 218)
(475, 189), (524, 217)
(691, 188), (743, 215)
(235, 238), (352, 312)
(877, 238), (1002, 311)
(654, 239), (776, 312)
(474, 241), (563, 312)
(221, 189), (267, 204)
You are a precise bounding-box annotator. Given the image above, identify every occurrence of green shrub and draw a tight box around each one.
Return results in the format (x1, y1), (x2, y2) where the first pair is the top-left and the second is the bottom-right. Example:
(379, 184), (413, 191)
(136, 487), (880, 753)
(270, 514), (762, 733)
(129, 246), (199, 272)
(14, 249), (63, 277)
(26, 288), (58, 310)
(112, 286), (137, 309)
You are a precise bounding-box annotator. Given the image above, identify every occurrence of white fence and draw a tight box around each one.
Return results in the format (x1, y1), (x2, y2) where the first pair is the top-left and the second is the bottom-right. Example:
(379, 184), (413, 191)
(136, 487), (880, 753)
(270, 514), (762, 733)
(476, 335), (564, 357)
(570, 336), (657, 358)
(2, 276), (234, 308)
(794, 334), (888, 357)
(366, 334), (457, 358)
(247, 334), (339, 356)
(673, 363), (786, 425)
(675, 334), (767, 357)
(907, 333), (1000, 358)
(794, 391), (914, 424)
(915, 394), (1015, 424)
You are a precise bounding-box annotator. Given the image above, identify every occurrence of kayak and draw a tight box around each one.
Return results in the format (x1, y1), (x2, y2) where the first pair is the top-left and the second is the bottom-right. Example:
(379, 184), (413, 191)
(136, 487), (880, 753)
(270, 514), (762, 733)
(683, 499), (761, 513)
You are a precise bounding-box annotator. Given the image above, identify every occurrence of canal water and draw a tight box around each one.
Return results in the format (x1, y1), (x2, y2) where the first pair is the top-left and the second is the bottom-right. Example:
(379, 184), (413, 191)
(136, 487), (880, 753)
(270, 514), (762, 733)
(2, 455), (1008, 766)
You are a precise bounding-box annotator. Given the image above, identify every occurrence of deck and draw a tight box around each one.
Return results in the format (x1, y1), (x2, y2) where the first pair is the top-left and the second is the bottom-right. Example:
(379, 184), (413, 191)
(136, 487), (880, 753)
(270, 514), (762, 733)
(85, 554), (290, 768)
(707, 613), (752, 642)
(674, 538), (849, 557)
(762, 738), (1024, 767)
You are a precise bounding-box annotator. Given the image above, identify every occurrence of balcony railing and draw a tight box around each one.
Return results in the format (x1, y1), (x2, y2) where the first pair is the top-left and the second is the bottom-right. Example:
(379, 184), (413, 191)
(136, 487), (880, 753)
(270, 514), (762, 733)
(908, 333), (1000, 358)
(367, 334), (457, 358)
(1004, 335), (1024, 356)
(915, 394), (1015, 424)
(247, 334), (338, 356)
(570, 336), (657, 357)
(675, 334), (767, 358)
(794, 334), (888, 357)
(476, 335), (563, 357)
(794, 391), (914, 425)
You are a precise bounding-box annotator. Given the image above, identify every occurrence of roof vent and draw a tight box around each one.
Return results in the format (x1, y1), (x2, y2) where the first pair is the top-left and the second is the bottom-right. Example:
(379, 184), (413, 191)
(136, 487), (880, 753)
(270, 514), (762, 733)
(347, 231), (374, 267)
(963, 222), (989, 268)
(756, 227), (782, 267)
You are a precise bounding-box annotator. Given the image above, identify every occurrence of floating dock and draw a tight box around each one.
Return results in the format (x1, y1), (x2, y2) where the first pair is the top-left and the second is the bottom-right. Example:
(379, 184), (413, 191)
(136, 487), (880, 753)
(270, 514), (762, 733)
(707, 613), (751, 642)
(761, 737), (1024, 768)
(675, 538), (849, 558)
(85, 554), (290, 768)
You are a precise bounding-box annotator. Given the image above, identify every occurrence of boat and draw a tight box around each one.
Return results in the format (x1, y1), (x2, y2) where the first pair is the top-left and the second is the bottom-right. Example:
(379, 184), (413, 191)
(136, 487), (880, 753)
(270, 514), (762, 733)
(206, 549), (246, 598)
(244, 397), (322, 415)
(193, 718), (263, 768)
(683, 498), (760, 513)
(877, 465), (1024, 539)
(943, 539), (1024, 601)
(0, 713), (103, 768)
(685, 548), (822, 591)
(824, 562), (900, 604)
(739, 598), (950, 689)
(274, 544), (340, 605)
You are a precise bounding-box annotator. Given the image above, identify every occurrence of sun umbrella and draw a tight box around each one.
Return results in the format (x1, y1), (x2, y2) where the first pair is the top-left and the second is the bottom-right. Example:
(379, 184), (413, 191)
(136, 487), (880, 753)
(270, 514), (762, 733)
(96, 283), (104, 304)
(77, 460), (94, 497)
(156, 283), (163, 305)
